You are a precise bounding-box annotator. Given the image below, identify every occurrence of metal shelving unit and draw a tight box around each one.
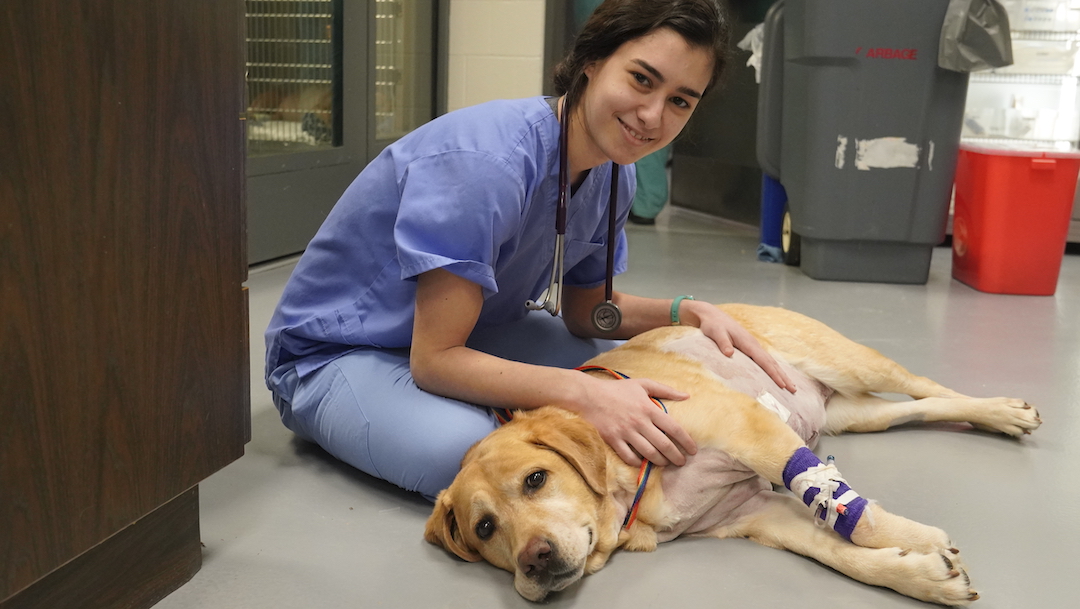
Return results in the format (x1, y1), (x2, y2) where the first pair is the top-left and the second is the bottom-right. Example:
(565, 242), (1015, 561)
(961, 0), (1080, 242)
(963, 3), (1080, 149)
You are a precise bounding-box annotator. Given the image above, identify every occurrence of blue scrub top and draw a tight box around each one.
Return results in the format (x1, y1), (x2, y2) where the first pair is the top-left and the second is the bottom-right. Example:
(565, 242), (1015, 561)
(265, 96), (636, 383)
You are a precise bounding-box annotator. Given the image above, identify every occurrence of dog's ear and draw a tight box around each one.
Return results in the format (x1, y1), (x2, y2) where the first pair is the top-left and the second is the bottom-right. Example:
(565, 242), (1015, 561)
(424, 489), (483, 562)
(528, 410), (608, 496)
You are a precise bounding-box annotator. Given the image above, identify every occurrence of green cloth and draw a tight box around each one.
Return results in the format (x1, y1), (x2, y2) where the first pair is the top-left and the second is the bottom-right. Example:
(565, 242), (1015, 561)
(631, 145), (671, 219)
(573, 0), (603, 30)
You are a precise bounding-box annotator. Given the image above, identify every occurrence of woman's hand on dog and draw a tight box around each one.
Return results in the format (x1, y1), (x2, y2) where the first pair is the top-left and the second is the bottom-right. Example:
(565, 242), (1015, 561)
(684, 302), (798, 394)
(575, 375), (697, 467)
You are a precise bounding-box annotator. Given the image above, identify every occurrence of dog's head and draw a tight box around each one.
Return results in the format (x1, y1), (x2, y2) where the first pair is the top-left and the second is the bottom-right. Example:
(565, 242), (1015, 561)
(424, 407), (616, 601)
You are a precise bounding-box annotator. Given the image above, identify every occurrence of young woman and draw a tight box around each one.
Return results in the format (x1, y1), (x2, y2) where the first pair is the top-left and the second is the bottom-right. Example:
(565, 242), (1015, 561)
(265, 0), (794, 501)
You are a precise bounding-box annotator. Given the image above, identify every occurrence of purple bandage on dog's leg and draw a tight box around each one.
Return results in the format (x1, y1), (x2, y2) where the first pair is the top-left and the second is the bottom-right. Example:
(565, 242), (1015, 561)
(782, 447), (823, 491)
(831, 490), (868, 541)
(781, 447), (828, 509)
(781, 447), (868, 541)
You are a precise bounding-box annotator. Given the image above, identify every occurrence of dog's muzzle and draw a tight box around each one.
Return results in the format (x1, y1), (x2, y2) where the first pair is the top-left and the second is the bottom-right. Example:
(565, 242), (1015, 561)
(515, 538), (584, 600)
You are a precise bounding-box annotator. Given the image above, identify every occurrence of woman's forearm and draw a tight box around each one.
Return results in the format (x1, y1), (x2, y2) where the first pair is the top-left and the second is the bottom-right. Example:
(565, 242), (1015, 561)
(562, 286), (691, 339)
(410, 343), (590, 411)
(412, 267), (599, 412)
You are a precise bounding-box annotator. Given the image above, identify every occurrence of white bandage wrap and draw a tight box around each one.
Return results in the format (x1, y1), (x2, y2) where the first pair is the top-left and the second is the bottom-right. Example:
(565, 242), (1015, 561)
(782, 447), (869, 541)
(789, 463), (846, 529)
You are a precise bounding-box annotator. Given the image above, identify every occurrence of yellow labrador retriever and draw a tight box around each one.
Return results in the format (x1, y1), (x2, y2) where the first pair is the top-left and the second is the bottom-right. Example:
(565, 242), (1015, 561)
(425, 304), (1040, 605)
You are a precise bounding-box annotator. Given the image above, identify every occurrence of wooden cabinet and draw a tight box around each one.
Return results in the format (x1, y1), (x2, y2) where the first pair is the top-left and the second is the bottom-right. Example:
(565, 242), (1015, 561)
(0, 1), (249, 607)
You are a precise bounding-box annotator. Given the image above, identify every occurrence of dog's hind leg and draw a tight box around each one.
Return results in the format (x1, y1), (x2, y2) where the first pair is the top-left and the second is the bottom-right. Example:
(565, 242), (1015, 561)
(721, 304), (970, 400)
(783, 338), (1040, 438)
(777, 335), (967, 401)
(823, 392), (1042, 437)
(718, 491), (979, 606)
(723, 305), (1041, 436)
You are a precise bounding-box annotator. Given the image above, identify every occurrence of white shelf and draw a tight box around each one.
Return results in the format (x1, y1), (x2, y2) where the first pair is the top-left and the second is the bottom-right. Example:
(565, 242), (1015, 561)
(963, 2), (1080, 239)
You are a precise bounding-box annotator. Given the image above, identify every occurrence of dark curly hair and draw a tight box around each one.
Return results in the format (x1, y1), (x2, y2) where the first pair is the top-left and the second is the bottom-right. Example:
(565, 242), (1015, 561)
(553, 0), (731, 111)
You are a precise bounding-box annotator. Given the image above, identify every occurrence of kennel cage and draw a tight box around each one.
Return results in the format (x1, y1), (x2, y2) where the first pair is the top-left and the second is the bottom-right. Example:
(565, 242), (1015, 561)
(246, 0), (341, 155)
(245, 0), (419, 155)
(245, 0), (443, 264)
(375, 0), (410, 140)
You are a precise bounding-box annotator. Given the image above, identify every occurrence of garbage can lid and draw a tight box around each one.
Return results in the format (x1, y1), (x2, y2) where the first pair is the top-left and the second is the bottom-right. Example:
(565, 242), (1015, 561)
(960, 142), (1080, 159)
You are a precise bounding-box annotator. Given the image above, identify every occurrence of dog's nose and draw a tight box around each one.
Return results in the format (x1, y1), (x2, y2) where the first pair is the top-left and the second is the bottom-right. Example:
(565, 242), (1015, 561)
(518, 537), (553, 577)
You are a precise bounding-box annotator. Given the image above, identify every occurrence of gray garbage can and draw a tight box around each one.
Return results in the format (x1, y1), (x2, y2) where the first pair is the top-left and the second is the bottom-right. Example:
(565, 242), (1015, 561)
(757, 0), (971, 284)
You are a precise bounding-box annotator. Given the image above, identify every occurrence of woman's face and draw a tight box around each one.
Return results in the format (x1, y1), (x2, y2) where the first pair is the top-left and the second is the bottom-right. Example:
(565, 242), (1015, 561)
(575, 27), (713, 170)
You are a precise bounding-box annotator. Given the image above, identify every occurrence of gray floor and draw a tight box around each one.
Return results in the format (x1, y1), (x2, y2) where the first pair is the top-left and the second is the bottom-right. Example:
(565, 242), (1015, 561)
(157, 208), (1080, 608)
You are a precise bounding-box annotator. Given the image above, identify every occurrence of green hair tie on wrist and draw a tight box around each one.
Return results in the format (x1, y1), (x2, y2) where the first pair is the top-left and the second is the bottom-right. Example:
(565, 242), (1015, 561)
(671, 295), (694, 326)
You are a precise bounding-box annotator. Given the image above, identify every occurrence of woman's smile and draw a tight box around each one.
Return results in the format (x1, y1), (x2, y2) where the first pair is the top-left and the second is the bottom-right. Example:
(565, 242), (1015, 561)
(618, 117), (655, 143)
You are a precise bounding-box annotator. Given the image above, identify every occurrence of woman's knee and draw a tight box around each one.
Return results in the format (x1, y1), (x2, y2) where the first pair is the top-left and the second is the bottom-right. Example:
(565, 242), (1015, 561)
(283, 352), (498, 500)
(368, 404), (497, 500)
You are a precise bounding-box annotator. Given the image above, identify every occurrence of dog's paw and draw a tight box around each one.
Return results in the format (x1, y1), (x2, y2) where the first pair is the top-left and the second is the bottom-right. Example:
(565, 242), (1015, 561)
(969, 397), (1041, 437)
(899, 523), (954, 555)
(885, 546), (979, 606)
(852, 504), (953, 554)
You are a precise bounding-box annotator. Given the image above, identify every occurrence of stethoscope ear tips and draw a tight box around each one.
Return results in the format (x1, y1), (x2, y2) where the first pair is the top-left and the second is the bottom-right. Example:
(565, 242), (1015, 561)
(525, 292), (560, 316)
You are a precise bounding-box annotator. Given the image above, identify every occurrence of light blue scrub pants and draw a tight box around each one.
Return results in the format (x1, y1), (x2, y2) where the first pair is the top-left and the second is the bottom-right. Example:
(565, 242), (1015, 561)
(270, 311), (621, 502)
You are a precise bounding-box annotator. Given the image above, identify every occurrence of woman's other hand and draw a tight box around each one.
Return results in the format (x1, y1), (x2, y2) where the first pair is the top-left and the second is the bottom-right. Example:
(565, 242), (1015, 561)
(573, 374), (697, 467)
(683, 300), (797, 394)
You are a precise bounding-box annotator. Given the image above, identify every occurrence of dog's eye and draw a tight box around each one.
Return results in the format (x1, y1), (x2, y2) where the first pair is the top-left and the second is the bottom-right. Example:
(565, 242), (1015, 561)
(475, 517), (496, 540)
(525, 470), (547, 491)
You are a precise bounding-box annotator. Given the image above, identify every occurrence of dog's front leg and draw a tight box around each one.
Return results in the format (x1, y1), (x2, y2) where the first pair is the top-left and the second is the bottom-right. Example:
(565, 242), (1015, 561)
(716, 406), (943, 552)
(684, 391), (874, 544)
(726, 491), (979, 606)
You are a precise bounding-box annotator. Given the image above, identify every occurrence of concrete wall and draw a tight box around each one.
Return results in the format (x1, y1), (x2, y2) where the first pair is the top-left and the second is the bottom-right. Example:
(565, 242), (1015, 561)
(447, 0), (547, 111)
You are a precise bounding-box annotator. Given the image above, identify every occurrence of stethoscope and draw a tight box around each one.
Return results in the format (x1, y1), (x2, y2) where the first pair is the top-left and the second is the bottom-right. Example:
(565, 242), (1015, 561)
(525, 97), (622, 333)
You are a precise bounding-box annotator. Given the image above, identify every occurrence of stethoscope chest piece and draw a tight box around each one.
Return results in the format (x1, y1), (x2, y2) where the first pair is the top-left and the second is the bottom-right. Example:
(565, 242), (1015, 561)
(591, 301), (622, 333)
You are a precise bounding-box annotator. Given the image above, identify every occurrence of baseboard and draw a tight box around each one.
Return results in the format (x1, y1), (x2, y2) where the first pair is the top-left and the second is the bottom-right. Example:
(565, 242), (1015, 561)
(1, 487), (202, 609)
